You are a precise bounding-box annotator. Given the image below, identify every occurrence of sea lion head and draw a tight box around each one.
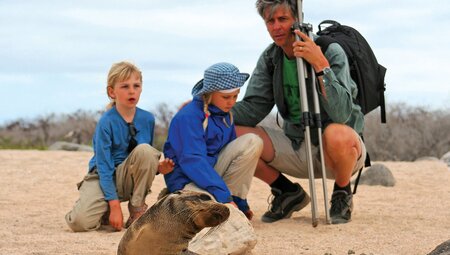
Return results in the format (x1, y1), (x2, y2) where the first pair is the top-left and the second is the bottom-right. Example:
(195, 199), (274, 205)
(158, 190), (230, 229)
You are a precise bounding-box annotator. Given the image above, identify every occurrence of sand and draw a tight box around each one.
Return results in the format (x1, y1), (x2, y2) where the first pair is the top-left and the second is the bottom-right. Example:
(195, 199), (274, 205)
(0, 150), (449, 255)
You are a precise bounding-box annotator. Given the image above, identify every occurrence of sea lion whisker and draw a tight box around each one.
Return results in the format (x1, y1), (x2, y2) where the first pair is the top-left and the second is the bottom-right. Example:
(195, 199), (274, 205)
(185, 206), (209, 220)
(184, 209), (201, 220)
(203, 226), (218, 237)
(196, 221), (226, 240)
(170, 206), (193, 217)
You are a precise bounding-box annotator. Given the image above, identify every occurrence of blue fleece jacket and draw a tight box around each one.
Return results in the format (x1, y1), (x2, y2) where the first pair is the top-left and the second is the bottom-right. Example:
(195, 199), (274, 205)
(163, 97), (236, 203)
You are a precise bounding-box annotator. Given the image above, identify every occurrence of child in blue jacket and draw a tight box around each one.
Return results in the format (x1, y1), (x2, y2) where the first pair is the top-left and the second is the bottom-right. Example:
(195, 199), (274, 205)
(66, 61), (174, 232)
(163, 62), (263, 219)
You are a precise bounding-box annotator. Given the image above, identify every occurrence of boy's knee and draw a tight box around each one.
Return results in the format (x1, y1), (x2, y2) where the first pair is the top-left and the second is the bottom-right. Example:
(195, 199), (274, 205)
(134, 144), (158, 156)
(65, 211), (100, 232)
(136, 144), (161, 160)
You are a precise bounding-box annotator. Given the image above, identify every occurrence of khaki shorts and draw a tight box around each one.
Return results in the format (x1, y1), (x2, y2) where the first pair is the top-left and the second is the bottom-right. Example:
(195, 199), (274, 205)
(261, 126), (366, 179)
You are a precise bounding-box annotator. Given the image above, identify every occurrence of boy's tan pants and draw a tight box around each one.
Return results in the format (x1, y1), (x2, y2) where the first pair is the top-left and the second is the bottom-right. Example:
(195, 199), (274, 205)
(65, 144), (160, 232)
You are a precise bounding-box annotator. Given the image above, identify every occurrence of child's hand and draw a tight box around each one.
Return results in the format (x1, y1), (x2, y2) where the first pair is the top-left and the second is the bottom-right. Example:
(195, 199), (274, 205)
(108, 200), (123, 231)
(158, 158), (174, 175)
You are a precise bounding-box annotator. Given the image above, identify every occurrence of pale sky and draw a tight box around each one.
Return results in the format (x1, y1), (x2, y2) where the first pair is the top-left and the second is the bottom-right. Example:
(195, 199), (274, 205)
(1, 0), (449, 125)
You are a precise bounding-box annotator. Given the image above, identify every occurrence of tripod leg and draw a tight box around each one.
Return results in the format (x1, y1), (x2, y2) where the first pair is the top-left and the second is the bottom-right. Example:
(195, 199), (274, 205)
(295, 0), (318, 227)
(294, 37), (319, 228)
(307, 30), (331, 223)
(294, 1), (331, 226)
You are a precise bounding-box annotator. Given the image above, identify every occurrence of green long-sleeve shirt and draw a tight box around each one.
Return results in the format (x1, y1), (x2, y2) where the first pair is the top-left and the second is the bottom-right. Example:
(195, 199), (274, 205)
(232, 42), (364, 149)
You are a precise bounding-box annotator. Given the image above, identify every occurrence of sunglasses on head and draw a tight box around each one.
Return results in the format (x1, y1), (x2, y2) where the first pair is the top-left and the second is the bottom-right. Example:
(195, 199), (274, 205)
(127, 122), (138, 153)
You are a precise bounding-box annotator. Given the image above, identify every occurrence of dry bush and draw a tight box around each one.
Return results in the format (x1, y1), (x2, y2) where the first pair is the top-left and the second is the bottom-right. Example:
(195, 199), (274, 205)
(1, 103), (449, 162)
(0, 110), (100, 149)
(364, 103), (450, 161)
(152, 103), (175, 151)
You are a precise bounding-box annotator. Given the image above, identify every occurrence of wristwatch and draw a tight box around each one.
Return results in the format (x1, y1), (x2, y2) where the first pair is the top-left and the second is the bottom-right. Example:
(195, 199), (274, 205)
(315, 67), (331, 77)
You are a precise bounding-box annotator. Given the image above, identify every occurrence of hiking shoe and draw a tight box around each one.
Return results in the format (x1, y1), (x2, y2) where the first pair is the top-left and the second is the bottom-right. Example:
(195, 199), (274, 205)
(330, 190), (353, 224)
(125, 203), (148, 228)
(261, 183), (310, 223)
(100, 208), (110, 226)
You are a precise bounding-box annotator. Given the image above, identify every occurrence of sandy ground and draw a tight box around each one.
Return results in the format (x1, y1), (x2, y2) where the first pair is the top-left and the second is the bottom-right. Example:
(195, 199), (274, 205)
(0, 150), (449, 255)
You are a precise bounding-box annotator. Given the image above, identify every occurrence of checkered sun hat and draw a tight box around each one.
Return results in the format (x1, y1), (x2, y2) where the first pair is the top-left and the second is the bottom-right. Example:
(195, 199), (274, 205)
(191, 62), (250, 97)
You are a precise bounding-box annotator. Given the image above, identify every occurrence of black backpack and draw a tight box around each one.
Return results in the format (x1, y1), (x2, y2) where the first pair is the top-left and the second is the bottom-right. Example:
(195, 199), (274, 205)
(315, 20), (387, 123)
(315, 20), (387, 193)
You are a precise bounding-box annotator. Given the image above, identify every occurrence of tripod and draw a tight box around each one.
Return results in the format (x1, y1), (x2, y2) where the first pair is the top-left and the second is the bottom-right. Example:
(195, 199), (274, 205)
(294, 0), (330, 227)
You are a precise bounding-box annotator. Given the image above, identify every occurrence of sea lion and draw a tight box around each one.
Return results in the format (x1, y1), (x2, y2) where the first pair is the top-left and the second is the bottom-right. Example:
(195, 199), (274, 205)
(428, 239), (450, 255)
(117, 190), (230, 255)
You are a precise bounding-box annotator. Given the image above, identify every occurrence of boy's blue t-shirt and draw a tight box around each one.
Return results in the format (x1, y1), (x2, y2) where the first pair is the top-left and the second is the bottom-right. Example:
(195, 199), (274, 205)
(88, 106), (155, 201)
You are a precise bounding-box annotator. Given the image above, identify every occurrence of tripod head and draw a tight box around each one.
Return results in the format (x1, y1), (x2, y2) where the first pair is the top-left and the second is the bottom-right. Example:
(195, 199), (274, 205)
(290, 22), (313, 35)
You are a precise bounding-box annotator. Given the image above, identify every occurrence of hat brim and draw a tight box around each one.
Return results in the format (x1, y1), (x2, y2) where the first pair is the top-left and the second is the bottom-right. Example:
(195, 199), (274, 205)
(191, 73), (249, 97)
(191, 78), (204, 97)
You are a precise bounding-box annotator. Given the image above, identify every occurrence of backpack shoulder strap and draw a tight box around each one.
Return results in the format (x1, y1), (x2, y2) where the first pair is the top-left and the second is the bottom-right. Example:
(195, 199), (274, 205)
(352, 135), (372, 194)
(315, 35), (336, 55)
(318, 20), (341, 29)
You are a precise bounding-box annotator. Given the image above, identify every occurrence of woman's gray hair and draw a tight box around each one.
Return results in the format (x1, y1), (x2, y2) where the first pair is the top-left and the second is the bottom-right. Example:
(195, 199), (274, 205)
(255, 0), (297, 19)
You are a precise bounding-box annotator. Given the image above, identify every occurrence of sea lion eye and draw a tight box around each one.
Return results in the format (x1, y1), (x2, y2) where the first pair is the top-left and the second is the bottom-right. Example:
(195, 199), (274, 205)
(199, 194), (212, 201)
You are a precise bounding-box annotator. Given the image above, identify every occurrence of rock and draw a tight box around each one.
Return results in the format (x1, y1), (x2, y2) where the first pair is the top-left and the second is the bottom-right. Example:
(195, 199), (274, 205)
(415, 156), (440, 162)
(48, 141), (93, 152)
(189, 204), (257, 255)
(353, 163), (396, 187)
(428, 239), (450, 255)
(440, 151), (450, 168)
(179, 182), (257, 255)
